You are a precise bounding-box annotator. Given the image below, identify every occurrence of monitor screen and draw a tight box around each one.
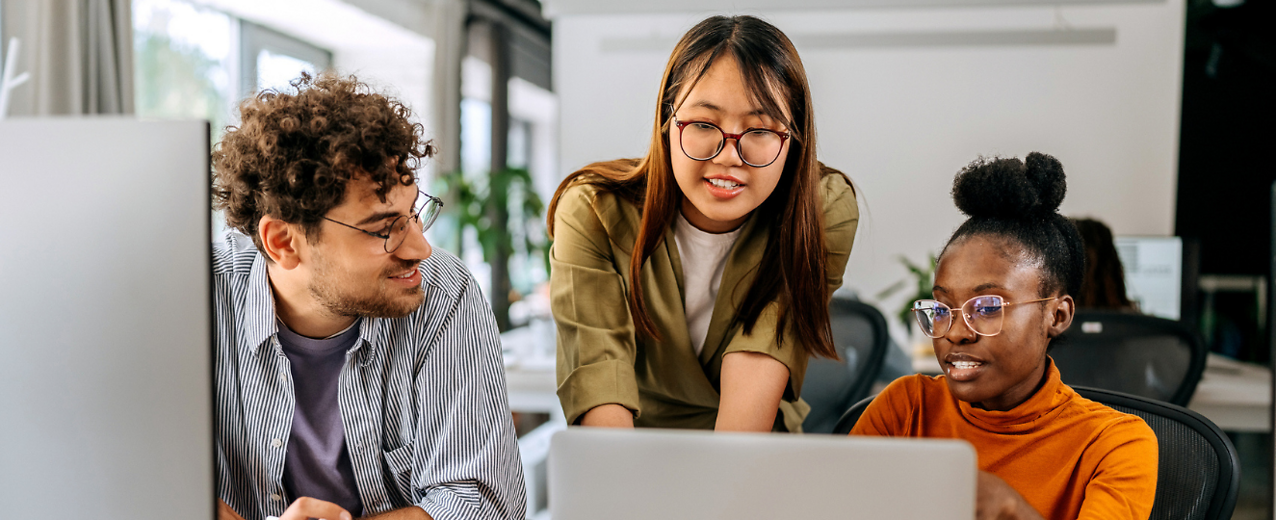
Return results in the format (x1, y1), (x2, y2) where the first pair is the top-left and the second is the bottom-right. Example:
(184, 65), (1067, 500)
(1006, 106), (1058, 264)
(1115, 236), (1183, 320)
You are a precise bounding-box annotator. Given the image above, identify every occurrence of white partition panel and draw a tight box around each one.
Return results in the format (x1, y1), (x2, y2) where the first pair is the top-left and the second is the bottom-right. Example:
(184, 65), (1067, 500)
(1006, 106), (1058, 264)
(0, 119), (213, 520)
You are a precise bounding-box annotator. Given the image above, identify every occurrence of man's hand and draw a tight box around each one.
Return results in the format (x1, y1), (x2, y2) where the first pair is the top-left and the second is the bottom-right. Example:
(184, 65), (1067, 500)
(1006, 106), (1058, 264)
(975, 471), (1045, 520)
(218, 499), (247, 520)
(275, 497), (352, 520)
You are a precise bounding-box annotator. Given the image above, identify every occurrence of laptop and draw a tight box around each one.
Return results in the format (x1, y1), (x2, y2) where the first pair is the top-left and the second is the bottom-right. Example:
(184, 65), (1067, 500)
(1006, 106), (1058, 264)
(0, 119), (213, 519)
(549, 427), (975, 520)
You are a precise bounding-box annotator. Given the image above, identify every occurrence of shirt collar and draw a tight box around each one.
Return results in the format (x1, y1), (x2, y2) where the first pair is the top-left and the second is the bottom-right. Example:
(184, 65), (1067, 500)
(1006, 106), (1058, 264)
(957, 357), (1070, 433)
(241, 252), (279, 356)
(240, 251), (392, 366)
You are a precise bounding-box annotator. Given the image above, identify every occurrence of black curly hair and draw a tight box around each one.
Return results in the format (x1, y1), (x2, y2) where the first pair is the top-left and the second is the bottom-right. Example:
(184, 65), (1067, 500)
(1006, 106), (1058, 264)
(212, 72), (435, 256)
(941, 152), (1085, 298)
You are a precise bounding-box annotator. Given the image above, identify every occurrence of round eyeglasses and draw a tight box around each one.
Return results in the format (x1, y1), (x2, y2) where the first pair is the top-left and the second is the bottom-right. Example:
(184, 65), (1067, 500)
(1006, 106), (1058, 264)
(322, 189), (444, 254)
(672, 116), (789, 168)
(911, 295), (1055, 339)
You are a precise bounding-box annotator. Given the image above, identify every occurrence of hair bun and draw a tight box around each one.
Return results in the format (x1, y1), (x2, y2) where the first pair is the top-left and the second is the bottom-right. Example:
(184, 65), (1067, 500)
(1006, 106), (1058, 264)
(951, 152), (1066, 219)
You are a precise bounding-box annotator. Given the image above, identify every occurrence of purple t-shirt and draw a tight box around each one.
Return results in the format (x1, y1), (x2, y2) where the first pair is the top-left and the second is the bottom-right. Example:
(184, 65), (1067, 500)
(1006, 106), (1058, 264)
(277, 319), (365, 516)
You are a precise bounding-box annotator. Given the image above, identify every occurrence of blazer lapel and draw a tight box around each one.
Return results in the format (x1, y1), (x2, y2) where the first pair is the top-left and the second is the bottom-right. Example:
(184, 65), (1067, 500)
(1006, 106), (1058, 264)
(697, 213), (767, 367)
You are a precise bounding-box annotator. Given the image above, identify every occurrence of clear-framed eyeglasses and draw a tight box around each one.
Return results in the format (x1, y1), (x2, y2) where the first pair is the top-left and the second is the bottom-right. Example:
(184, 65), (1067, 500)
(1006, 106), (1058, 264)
(322, 189), (443, 254)
(671, 115), (790, 168)
(911, 295), (1055, 339)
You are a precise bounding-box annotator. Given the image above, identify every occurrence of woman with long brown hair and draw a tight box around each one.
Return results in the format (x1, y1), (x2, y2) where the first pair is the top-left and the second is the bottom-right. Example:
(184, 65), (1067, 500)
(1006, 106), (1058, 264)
(547, 15), (859, 432)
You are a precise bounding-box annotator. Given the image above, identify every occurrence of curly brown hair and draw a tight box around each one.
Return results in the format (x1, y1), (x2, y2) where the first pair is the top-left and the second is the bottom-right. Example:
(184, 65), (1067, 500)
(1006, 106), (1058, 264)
(213, 72), (435, 255)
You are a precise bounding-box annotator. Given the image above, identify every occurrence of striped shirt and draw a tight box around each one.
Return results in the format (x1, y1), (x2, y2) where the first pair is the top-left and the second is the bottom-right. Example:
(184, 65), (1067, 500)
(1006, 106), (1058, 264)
(213, 232), (527, 520)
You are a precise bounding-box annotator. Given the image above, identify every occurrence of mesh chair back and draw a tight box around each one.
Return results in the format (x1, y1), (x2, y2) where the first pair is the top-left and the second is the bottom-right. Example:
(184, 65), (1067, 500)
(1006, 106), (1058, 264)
(1073, 386), (1239, 520)
(832, 394), (875, 435)
(801, 299), (890, 433)
(1052, 311), (1206, 406)
(834, 388), (1240, 520)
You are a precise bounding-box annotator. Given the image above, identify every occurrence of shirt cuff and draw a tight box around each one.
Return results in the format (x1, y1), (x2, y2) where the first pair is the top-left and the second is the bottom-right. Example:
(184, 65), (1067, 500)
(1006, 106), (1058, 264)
(557, 359), (641, 425)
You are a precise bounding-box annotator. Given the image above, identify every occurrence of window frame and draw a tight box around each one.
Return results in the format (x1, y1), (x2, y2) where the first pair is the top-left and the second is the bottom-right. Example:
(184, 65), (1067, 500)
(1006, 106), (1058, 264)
(238, 20), (332, 98)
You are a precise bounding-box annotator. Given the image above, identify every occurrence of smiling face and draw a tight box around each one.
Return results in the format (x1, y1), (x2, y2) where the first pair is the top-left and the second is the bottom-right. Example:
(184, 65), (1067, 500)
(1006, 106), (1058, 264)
(669, 55), (791, 233)
(931, 235), (1074, 411)
(306, 179), (433, 318)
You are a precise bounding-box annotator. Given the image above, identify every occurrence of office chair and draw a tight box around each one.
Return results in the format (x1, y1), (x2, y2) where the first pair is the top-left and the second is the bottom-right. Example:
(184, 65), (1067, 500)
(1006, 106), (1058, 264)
(831, 393), (874, 434)
(801, 299), (890, 433)
(1074, 386), (1239, 520)
(1052, 311), (1207, 406)
(833, 388), (1240, 520)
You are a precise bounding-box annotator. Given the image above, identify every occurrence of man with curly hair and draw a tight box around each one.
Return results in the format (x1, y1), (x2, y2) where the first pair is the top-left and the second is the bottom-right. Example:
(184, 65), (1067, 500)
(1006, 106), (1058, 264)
(210, 72), (526, 520)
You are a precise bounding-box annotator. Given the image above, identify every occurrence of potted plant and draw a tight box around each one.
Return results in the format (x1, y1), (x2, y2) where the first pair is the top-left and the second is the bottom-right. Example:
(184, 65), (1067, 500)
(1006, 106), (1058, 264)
(436, 167), (547, 331)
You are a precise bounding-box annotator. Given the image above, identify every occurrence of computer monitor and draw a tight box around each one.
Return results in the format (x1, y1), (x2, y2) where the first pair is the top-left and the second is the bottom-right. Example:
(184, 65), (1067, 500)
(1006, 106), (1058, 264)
(1115, 236), (1184, 320)
(0, 119), (213, 519)
(549, 428), (976, 520)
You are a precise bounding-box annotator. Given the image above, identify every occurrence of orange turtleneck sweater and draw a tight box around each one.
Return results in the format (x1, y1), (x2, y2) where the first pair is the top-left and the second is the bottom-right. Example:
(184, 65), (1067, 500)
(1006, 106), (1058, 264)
(850, 359), (1158, 520)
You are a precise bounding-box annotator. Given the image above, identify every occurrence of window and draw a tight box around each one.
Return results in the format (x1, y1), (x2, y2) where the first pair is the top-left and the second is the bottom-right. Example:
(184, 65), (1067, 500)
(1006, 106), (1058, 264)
(133, 0), (333, 238)
(240, 21), (331, 94)
(132, 0), (236, 144)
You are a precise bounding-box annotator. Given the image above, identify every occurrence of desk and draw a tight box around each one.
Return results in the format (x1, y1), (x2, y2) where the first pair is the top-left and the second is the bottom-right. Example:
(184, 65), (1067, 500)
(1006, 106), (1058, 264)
(1189, 354), (1271, 432)
(912, 350), (1271, 432)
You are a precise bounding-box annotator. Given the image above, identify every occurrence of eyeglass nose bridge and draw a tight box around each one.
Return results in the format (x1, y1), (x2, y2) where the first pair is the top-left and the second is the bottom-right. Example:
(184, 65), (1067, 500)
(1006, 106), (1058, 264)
(920, 301), (1000, 339)
(946, 307), (984, 338)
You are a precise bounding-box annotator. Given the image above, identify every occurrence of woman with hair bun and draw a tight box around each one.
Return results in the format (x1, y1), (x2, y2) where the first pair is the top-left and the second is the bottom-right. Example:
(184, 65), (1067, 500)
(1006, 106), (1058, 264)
(850, 153), (1157, 520)
(548, 15), (858, 432)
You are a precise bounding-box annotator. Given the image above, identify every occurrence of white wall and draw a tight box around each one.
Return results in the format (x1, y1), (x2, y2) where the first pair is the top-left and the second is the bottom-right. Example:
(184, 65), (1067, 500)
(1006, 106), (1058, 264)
(550, 2), (1184, 322)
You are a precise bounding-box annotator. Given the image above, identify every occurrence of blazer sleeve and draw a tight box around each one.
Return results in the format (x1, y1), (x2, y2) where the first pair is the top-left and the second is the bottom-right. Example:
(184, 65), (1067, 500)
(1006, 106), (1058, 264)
(549, 185), (642, 426)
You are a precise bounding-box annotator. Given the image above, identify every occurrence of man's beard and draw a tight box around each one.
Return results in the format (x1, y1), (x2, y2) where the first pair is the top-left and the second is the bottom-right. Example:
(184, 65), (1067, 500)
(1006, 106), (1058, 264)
(308, 252), (425, 319)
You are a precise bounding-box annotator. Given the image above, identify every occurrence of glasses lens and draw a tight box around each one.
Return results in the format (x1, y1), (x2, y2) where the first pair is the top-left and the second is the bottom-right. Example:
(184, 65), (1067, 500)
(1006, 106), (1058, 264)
(739, 130), (784, 167)
(680, 122), (725, 160)
(912, 300), (949, 338)
(963, 296), (1005, 336)
(385, 215), (410, 253)
(419, 198), (441, 233)
(386, 194), (441, 253)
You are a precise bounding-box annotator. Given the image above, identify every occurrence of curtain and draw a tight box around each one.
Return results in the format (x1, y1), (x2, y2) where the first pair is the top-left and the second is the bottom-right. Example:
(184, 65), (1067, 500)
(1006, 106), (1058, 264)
(1, 0), (133, 116)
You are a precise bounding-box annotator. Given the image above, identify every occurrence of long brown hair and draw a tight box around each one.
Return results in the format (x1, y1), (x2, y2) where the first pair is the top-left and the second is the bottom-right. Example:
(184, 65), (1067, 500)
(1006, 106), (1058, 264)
(548, 15), (839, 359)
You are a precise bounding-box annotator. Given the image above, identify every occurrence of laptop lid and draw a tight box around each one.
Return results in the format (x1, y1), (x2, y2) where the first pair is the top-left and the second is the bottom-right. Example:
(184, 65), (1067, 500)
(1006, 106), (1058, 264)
(0, 119), (213, 519)
(549, 427), (975, 520)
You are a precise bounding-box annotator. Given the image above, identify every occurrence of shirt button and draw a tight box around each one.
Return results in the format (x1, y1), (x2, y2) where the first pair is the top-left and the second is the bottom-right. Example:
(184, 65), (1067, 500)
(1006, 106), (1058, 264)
(269, 493), (282, 501)
(271, 438), (283, 448)
(278, 373), (286, 382)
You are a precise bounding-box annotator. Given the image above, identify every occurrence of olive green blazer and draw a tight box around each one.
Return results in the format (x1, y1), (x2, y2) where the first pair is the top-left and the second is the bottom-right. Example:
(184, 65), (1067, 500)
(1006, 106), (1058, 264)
(549, 172), (859, 432)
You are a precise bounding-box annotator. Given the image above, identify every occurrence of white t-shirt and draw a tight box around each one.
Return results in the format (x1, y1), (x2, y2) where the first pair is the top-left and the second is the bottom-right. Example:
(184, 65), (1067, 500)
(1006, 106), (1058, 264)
(674, 211), (744, 356)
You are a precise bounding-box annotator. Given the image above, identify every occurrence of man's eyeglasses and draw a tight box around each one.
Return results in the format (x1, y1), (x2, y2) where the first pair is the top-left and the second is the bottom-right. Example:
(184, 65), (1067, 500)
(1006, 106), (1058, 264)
(322, 189), (443, 254)
(911, 295), (1055, 339)
(671, 116), (789, 168)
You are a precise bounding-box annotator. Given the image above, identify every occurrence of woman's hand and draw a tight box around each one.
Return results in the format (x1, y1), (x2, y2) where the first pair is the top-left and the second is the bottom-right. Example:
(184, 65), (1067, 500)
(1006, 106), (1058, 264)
(716, 351), (789, 432)
(580, 403), (635, 427)
(976, 471), (1044, 520)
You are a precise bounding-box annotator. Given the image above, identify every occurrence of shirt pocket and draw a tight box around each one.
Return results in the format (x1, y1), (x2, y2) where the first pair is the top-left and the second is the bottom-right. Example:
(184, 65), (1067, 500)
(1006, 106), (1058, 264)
(382, 442), (415, 505)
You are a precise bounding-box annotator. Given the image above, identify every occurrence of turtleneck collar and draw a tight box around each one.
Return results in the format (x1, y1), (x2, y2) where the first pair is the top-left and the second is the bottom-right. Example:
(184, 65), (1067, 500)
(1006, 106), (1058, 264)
(957, 357), (1073, 433)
